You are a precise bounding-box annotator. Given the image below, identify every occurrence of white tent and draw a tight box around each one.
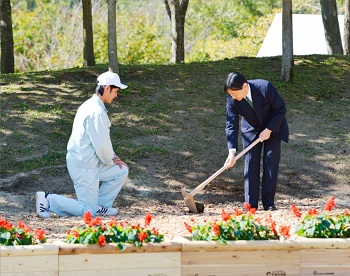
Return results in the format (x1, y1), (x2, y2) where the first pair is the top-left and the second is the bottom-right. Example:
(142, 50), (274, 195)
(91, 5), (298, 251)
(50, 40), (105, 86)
(257, 14), (345, 57)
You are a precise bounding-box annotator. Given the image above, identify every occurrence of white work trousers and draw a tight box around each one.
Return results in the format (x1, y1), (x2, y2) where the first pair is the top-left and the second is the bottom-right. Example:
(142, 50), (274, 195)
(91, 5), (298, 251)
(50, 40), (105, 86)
(48, 162), (128, 216)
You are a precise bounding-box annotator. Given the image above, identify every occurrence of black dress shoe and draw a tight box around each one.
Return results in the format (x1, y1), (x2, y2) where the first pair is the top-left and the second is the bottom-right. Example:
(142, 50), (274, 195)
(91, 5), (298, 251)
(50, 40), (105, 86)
(264, 205), (277, 211)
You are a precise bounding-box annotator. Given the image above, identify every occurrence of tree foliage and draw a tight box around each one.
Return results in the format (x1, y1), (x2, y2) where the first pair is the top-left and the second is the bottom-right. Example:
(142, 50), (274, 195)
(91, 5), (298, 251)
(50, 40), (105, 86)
(8, 0), (347, 72)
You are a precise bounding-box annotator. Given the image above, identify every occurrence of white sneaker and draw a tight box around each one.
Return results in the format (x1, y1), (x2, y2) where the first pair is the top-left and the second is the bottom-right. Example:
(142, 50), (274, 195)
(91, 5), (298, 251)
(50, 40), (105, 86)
(96, 205), (118, 216)
(36, 191), (50, 218)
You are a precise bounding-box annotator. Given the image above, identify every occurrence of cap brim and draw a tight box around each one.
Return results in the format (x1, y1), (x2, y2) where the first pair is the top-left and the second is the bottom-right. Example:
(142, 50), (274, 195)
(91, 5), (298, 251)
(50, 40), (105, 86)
(119, 83), (128, 89)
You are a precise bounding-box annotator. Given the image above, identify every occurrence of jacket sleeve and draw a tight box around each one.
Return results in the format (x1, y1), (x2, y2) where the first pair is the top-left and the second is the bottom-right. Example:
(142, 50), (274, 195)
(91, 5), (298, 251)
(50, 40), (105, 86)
(86, 112), (114, 166)
(265, 81), (287, 133)
(225, 96), (240, 150)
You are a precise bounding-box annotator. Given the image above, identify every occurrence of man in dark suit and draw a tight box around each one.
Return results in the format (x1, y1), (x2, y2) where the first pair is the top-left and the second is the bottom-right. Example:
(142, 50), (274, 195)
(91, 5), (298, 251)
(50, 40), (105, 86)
(224, 72), (289, 211)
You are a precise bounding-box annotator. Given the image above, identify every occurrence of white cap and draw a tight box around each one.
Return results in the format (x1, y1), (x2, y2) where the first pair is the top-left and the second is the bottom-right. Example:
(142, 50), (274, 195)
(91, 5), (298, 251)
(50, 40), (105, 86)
(97, 71), (128, 89)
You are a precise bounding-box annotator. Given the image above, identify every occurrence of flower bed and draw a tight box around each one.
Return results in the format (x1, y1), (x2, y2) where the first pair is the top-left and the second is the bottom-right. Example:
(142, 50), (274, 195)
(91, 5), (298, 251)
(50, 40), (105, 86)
(1, 197), (350, 275)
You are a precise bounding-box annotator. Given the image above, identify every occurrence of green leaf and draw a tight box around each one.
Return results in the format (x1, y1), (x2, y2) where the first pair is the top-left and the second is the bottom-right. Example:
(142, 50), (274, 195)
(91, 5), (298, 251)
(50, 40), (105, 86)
(322, 219), (331, 229)
(117, 242), (126, 251)
(305, 226), (315, 237)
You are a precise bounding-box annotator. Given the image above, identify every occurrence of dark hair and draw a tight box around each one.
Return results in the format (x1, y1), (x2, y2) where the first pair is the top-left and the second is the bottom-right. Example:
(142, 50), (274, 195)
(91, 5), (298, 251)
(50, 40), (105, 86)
(224, 72), (247, 92)
(96, 85), (105, 95)
(96, 85), (120, 96)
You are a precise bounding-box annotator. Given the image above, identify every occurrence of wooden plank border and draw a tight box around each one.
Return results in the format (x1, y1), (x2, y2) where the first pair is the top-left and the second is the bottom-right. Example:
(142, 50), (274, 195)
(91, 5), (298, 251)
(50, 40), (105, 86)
(1, 238), (349, 275)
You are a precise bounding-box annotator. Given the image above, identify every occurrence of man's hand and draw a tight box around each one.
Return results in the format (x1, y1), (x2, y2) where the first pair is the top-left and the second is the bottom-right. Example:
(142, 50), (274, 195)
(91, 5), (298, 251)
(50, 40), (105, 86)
(112, 156), (128, 169)
(259, 128), (272, 141)
(224, 149), (236, 168)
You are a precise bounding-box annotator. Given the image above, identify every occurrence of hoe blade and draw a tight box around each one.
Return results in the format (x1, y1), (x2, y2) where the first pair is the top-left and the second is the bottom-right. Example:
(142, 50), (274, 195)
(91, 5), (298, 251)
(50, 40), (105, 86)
(181, 189), (198, 213)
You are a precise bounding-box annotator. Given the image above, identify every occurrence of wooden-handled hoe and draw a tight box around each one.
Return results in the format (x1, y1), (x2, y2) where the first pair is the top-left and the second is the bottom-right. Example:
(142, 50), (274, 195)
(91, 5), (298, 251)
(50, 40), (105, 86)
(181, 138), (262, 213)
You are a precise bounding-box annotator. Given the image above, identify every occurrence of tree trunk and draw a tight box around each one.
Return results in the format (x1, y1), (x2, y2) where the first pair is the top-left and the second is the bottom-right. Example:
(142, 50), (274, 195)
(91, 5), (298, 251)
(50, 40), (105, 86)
(0, 0), (15, 74)
(344, 0), (350, 55)
(82, 0), (95, 66)
(320, 0), (343, 54)
(281, 0), (294, 82)
(164, 0), (189, 63)
(108, 0), (119, 73)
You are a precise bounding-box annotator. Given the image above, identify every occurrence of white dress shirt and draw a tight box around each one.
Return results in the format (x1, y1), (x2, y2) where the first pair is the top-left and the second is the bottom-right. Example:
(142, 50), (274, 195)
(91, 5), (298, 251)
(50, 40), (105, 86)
(229, 84), (253, 154)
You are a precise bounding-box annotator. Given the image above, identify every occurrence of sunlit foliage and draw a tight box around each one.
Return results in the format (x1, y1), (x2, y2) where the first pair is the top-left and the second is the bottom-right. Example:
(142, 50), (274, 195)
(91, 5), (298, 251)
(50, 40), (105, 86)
(9, 0), (345, 72)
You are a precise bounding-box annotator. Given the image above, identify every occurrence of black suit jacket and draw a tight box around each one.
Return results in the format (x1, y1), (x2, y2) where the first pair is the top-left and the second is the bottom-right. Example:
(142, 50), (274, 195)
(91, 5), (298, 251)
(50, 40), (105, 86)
(225, 79), (289, 150)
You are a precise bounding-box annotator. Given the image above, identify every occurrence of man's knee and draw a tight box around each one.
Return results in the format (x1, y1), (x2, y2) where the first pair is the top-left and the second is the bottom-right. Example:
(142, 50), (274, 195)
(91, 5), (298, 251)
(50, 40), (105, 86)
(109, 165), (128, 184)
(119, 165), (129, 178)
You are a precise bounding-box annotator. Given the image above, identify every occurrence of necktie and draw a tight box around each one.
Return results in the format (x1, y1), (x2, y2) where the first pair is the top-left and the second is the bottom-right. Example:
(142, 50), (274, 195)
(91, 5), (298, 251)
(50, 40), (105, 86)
(245, 97), (254, 110)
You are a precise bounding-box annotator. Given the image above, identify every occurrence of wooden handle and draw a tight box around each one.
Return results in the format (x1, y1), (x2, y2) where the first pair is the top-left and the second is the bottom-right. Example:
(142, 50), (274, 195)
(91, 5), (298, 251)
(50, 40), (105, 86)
(234, 138), (261, 160)
(189, 138), (262, 196)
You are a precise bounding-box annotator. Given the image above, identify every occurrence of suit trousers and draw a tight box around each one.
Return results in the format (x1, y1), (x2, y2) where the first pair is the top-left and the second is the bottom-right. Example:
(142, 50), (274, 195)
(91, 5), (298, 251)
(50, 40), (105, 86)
(243, 136), (281, 207)
(47, 162), (128, 216)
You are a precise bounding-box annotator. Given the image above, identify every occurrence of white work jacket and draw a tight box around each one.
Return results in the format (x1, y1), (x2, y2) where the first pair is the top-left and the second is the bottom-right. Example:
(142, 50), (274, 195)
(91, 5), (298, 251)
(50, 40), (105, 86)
(67, 94), (115, 168)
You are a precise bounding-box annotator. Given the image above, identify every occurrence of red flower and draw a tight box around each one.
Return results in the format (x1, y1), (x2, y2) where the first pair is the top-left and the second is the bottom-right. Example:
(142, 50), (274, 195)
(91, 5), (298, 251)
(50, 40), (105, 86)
(109, 217), (117, 227)
(144, 213), (152, 226)
(324, 196), (336, 211)
(249, 207), (257, 215)
(17, 221), (26, 228)
(307, 208), (318, 216)
(212, 223), (220, 236)
(34, 229), (46, 241)
(137, 231), (148, 242)
(279, 225), (291, 239)
(233, 207), (243, 216)
(0, 218), (13, 230)
(89, 217), (103, 227)
(290, 204), (302, 218)
(243, 202), (251, 212)
(0, 218), (7, 228)
(132, 223), (141, 229)
(151, 227), (159, 235)
(266, 215), (277, 236)
(344, 210), (350, 216)
(17, 221), (32, 233)
(254, 217), (262, 224)
(83, 211), (92, 224)
(184, 222), (192, 233)
(1, 221), (12, 230)
(98, 234), (106, 247)
(221, 209), (231, 221)
(71, 229), (80, 238)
